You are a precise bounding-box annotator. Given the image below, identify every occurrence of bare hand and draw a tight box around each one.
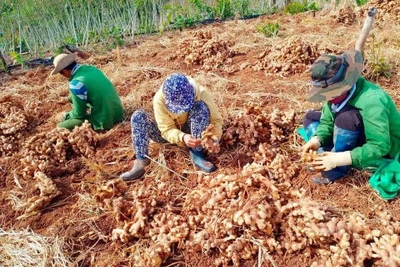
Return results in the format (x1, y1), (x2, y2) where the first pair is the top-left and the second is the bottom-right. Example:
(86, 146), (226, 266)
(183, 134), (201, 148)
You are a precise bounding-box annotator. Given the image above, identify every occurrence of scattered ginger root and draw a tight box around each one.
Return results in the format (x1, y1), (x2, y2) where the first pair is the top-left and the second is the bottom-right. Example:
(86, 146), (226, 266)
(253, 37), (321, 76)
(0, 102), (28, 156)
(222, 103), (295, 148)
(168, 30), (239, 71)
(201, 124), (220, 154)
(20, 122), (98, 179)
(17, 171), (61, 219)
(68, 120), (98, 157)
(301, 149), (318, 163)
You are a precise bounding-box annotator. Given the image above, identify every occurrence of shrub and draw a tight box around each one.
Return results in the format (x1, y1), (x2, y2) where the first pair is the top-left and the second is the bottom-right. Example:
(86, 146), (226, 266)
(356, 0), (369, 6)
(285, 1), (319, 15)
(256, 20), (280, 37)
(365, 38), (393, 81)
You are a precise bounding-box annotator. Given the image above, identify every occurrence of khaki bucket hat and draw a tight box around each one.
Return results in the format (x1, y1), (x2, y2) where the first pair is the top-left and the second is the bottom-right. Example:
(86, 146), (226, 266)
(307, 50), (364, 102)
(50, 53), (77, 75)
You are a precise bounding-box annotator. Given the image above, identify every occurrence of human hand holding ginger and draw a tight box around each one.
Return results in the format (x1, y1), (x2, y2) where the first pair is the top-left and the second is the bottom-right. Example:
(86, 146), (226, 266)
(183, 134), (201, 148)
(301, 136), (321, 154)
(310, 151), (352, 171)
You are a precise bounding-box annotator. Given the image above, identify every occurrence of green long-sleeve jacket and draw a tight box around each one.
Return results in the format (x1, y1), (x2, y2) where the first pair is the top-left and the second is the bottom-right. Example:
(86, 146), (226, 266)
(315, 77), (400, 168)
(67, 65), (124, 130)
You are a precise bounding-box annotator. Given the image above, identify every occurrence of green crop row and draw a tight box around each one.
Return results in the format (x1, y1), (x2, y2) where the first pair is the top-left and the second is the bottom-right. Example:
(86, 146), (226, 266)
(0, 0), (369, 61)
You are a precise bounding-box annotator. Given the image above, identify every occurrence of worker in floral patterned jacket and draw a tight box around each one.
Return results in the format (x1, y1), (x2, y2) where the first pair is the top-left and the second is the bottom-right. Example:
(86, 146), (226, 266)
(301, 50), (400, 184)
(120, 73), (223, 181)
(50, 53), (124, 130)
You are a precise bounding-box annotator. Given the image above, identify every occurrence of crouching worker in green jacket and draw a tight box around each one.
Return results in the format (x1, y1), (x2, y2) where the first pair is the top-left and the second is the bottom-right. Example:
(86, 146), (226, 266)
(120, 73), (223, 181)
(301, 50), (400, 184)
(50, 53), (123, 130)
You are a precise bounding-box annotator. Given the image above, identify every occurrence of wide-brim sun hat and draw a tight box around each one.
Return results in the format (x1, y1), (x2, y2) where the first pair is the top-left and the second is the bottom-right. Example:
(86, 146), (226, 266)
(50, 53), (77, 76)
(163, 73), (195, 114)
(307, 50), (364, 102)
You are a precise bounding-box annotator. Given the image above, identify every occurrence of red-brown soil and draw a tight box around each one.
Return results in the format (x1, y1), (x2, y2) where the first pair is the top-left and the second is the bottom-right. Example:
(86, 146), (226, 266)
(1, 4), (400, 267)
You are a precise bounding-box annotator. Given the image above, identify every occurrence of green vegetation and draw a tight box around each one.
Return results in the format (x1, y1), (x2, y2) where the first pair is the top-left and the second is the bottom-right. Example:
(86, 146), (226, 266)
(256, 20), (280, 37)
(355, 0), (369, 6)
(0, 0), (345, 60)
(366, 38), (393, 81)
(284, 1), (319, 15)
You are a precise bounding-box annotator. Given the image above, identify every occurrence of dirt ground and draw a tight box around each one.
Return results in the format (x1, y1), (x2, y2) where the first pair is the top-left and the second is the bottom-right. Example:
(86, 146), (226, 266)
(1, 3), (400, 267)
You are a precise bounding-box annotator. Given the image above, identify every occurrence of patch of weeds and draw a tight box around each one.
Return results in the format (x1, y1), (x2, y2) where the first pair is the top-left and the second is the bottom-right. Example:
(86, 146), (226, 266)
(256, 20), (280, 37)
(191, 0), (216, 19)
(174, 15), (195, 30)
(0, 60), (5, 71)
(216, 0), (233, 19)
(365, 38), (393, 81)
(232, 0), (255, 17)
(108, 27), (125, 48)
(162, 4), (196, 31)
(9, 51), (25, 65)
(285, 1), (319, 15)
(356, 0), (369, 6)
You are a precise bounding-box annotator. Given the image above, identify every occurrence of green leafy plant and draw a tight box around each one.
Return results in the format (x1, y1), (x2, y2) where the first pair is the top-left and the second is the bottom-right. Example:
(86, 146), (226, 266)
(173, 15), (195, 30)
(355, 0), (368, 6)
(191, 0), (215, 19)
(216, 0), (233, 19)
(9, 51), (25, 65)
(232, 0), (253, 18)
(256, 20), (280, 37)
(285, 1), (319, 15)
(365, 40), (393, 81)
(162, 4), (196, 32)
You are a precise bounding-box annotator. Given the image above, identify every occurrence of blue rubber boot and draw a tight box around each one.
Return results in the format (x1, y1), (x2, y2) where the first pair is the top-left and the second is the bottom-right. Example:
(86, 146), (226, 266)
(189, 149), (216, 173)
(312, 126), (359, 184)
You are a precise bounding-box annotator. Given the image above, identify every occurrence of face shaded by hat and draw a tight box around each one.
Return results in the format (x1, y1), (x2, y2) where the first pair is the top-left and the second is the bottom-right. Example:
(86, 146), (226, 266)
(163, 73), (195, 114)
(307, 50), (364, 102)
(50, 53), (77, 76)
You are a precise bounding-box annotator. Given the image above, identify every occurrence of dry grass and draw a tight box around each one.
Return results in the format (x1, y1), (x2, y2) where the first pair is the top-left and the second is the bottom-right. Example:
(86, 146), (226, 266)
(0, 228), (72, 267)
(1, 6), (400, 267)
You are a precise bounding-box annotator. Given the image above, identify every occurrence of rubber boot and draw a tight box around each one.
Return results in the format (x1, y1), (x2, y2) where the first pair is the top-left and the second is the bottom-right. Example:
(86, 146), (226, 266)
(189, 149), (216, 173)
(120, 158), (150, 181)
(312, 126), (359, 185)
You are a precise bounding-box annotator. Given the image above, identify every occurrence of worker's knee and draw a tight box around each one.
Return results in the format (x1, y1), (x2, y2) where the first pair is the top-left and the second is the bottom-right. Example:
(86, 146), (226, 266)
(131, 109), (147, 124)
(334, 106), (363, 132)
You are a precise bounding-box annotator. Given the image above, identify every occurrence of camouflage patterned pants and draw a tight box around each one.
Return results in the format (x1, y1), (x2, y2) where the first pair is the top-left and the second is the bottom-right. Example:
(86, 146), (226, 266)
(130, 101), (210, 158)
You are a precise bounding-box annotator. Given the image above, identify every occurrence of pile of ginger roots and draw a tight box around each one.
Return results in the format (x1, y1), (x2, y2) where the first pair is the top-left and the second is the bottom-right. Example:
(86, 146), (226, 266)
(94, 105), (400, 267)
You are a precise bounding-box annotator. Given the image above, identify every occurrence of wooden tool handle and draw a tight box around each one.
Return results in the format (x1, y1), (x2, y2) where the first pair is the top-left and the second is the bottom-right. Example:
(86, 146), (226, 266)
(355, 7), (378, 53)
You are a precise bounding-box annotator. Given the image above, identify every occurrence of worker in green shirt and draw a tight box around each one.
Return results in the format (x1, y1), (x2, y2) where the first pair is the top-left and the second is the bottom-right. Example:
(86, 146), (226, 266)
(302, 50), (400, 184)
(50, 53), (123, 131)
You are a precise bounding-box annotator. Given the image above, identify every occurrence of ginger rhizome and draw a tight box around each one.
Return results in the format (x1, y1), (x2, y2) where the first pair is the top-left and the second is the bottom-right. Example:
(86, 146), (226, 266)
(201, 124), (220, 154)
(168, 30), (239, 72)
